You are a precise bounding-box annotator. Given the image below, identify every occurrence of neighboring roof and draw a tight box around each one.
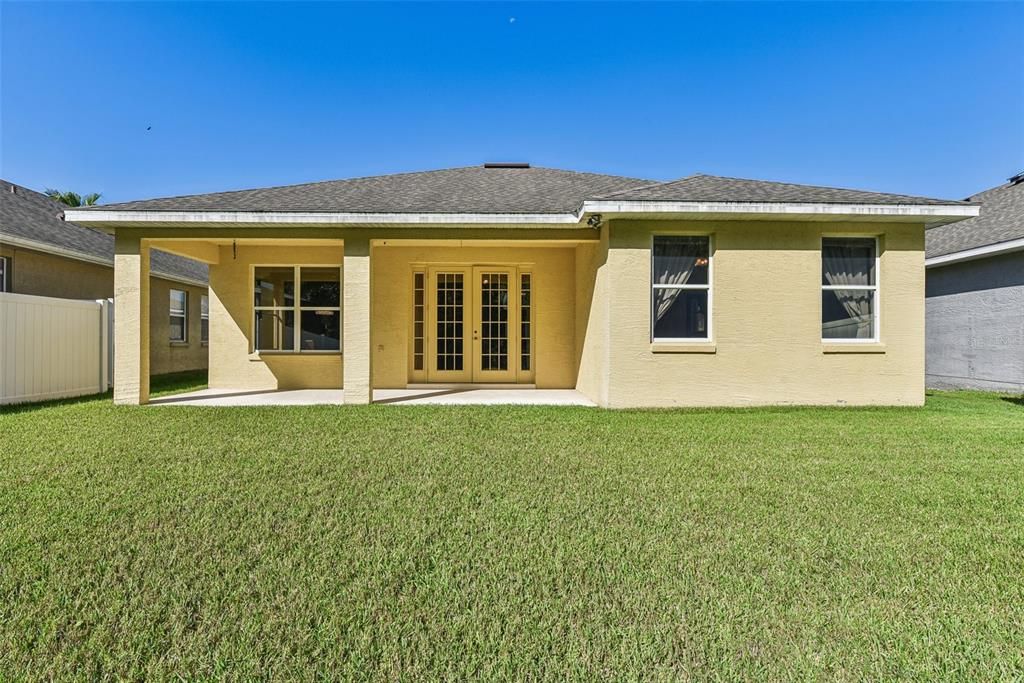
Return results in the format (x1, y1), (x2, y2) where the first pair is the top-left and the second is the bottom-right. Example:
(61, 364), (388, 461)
(86, 166), (659, 214)
(926, 177), (1024, 259)
(0, 180), (208, 286)
(597, 173), (969, 206)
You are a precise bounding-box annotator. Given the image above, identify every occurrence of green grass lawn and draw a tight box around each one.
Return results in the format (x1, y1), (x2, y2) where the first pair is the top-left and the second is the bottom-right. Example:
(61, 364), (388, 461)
(2, 376), (1023, 680)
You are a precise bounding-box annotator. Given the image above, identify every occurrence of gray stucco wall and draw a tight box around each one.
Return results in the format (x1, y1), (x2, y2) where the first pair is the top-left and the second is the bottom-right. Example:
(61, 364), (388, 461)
(925, 251), (1024, 392)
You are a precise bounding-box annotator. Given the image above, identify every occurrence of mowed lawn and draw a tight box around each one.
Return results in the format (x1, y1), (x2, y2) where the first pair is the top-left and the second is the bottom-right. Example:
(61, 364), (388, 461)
(2, 374), (1023, 680)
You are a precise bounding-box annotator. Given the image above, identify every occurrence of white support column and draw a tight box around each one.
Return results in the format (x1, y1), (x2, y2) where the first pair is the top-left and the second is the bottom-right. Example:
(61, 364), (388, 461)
(343, 236), (372, 404)
(113, 234), (150, 405)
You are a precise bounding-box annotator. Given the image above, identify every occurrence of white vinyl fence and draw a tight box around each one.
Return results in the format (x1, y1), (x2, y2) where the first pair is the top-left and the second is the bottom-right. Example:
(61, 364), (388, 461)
(1, 293), (113, 405)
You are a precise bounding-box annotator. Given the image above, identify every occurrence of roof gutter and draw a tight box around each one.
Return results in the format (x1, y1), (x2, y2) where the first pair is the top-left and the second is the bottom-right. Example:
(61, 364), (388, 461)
(65, 201), (978, 229)
(0, 234), (208, 288)
(63, 209), (581, 226)
(579, 200), (979, 223)
(925, 237), (1024, 268)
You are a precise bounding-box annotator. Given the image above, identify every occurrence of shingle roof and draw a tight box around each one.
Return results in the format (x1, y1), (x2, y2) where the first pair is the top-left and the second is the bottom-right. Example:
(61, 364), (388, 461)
(926, 179), (1024, 258)
(0, 180), (208, 285)
(597, 173), (968, 206)
(89, 166), (659, 214)
(70, 165), (969, 223)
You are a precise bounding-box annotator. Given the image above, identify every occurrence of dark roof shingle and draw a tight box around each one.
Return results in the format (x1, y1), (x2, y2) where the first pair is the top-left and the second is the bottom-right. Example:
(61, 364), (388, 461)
(597, 173), (967, 206)
(0, 180), (208, 285)
(926, 179), (1024, 258)
(90, 166), (658, 214)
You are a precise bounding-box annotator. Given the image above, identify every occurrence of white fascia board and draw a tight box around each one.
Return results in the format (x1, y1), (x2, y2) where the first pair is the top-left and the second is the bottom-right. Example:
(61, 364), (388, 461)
(63, 209), (581, 226)
(148, 271), (210, 289)
(1, 234), (113, 267)
(0, 234), (208, 288)
(925, 237), (1024, 268)
(581, 200), (980, 220)
(64, 202), (979, 229)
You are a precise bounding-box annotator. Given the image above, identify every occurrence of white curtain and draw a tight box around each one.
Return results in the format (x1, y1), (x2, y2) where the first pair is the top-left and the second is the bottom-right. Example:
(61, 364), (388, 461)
(823, 243), (873, 337)
(654, 245), (698, 322)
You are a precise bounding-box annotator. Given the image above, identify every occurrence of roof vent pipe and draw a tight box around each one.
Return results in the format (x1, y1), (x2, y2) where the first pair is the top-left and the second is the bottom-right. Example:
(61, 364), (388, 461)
(1009, 171), (1024, 185)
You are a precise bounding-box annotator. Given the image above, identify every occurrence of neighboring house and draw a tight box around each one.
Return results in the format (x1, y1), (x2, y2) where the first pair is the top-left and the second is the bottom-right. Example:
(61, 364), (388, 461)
(925, 173), (1024, 392)
(64, 164), (977, 407)
(1, 180), (209, 376)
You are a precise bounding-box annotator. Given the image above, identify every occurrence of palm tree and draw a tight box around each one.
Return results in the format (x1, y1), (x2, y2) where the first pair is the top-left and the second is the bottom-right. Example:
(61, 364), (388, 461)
(44, 189), (101, 207)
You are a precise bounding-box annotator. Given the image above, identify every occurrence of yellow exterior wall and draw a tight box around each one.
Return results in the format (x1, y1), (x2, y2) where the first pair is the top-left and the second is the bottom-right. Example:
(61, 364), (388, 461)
(1, 245), (114, 300)
(0, 244), (207, 376)
(113, 235), (150, 405)
(371, 245), (577, 388)
(148, 277), (211, 376)
(207, 244), (343, 390)
(573, 229), (610, 404)
(153, 221), (926, 406)
(592, 220), (926, 408)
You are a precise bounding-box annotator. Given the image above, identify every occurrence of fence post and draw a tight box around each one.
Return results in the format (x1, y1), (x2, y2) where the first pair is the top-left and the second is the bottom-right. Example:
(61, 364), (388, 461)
(108, 298), (115, 388)
(97, 299), (110, 393)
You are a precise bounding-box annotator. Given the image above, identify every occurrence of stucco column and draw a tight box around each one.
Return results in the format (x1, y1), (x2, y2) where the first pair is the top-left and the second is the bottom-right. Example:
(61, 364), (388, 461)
(113, 233), (150, 405)
(343, 236), (372, 404)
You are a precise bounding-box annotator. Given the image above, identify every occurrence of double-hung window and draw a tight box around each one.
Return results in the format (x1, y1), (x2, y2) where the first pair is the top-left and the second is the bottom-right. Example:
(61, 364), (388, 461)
(200, 295), (210, 343)
(0, 256), (9, 292)
(651, 236), (711, 341)
(822, 237), (878, 341)
(253, 266), (341, 352)
(169, 289), (187, 342)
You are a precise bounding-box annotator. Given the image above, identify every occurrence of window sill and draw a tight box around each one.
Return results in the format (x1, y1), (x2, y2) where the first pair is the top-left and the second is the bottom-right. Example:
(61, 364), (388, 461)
(248, 351), (343, 361)
(201, 341), (209, 347)
(170, 341), (189, 347)
(651, 342), (717, 354)
(822, 343), (886, 354)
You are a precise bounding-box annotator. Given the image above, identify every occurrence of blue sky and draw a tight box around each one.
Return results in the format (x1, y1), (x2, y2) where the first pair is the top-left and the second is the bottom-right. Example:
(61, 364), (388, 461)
(2, 2), (1022, 203)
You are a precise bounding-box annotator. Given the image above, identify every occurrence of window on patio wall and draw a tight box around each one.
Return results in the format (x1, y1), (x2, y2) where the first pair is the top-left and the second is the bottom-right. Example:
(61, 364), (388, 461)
(651, 236), (711, 341)
(200, 295), (209, 343)
(169, 289), (187, 342)
(253, 266), (341, 352)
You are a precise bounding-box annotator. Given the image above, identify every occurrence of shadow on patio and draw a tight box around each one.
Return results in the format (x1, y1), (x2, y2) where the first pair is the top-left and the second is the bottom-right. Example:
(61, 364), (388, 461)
(149, 387), (595, 407)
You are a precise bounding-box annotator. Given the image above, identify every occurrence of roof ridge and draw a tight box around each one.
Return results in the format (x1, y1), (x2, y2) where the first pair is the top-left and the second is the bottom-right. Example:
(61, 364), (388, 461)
(1, 179), (67, 209)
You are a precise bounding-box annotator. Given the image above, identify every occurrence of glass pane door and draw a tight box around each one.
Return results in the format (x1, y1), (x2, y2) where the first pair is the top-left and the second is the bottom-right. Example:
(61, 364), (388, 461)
(472, 268), (517, 382)
(427, 268), (471, 382)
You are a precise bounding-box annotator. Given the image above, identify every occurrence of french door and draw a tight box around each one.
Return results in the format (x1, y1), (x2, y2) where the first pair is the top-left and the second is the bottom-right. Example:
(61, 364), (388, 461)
(420, 266), (532, 383)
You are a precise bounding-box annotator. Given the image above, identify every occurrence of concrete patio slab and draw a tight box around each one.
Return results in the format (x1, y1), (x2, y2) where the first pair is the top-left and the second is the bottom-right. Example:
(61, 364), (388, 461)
(373, 387), (595, 406)
(150, 388), (344, 406)
(150, 387), (595, 407)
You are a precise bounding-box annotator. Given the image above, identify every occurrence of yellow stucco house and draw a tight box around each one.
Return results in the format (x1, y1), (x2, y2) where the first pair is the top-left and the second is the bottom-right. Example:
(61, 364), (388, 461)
(65, 164), (978, 408)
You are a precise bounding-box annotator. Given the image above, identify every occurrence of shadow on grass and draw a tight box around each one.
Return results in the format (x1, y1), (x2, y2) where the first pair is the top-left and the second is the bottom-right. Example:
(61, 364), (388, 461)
(150, 370), (209, 397)
(1001, 395), (1024, 407)
(1, 370), (208, 414)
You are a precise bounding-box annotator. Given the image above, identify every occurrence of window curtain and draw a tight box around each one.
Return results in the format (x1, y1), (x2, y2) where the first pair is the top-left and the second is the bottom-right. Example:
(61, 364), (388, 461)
(654, 244), (698, 322)
(823, 243), (873, 337)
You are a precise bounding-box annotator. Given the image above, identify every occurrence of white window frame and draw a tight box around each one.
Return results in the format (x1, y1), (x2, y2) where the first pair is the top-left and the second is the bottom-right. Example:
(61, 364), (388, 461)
(0, 256), (9, 292)
(200, 294), (210, 344)
(821, 235), (880, 344)
(251, 264), (342, 354)
(169, 289), (188, 343)
(650, 234), (713, 343)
